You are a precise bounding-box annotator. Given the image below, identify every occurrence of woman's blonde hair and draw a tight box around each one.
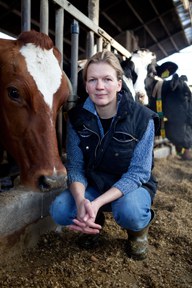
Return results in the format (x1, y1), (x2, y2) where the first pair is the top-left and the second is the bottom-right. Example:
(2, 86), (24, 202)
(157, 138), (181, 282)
(83, 50), (124, 82)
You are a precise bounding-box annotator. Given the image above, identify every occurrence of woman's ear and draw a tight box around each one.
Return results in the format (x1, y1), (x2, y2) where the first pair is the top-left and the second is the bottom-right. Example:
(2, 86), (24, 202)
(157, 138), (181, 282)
(117, 79), (122, 92)
(85, 82), (89, 93)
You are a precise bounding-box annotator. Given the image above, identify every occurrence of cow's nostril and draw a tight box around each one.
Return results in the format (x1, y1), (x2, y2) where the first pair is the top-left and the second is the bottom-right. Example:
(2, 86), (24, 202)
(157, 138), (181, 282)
(38, 174), (67, 192)
(38, 176), (50, 192)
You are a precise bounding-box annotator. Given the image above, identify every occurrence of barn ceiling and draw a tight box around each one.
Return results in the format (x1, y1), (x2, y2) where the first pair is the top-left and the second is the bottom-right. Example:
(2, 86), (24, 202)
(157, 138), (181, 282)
(0, 0), (191, 62)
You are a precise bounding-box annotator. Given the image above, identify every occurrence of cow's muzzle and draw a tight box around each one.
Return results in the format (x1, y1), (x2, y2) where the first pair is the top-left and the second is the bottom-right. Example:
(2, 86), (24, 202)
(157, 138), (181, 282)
(38, 174), (67, 192)
(135, 92), (148, 105)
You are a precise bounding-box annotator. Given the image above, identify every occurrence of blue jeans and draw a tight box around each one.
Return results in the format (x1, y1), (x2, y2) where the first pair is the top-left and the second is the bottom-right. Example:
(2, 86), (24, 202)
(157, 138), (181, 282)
(50, 186), (152, 232)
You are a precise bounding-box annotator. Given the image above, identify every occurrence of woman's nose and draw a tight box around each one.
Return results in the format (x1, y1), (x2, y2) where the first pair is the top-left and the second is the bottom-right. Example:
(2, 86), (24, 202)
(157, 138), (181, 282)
(96, 79), (104, 89)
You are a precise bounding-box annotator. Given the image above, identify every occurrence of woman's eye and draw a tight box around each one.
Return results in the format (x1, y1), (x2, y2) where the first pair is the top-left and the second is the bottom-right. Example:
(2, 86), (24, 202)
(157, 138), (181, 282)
(7, 87), (20, 101)
(88, 79), (96, 83)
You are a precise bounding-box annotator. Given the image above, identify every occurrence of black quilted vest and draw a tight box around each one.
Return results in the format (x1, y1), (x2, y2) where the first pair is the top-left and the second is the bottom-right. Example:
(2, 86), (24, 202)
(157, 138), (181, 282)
(68, 92), (159, 201)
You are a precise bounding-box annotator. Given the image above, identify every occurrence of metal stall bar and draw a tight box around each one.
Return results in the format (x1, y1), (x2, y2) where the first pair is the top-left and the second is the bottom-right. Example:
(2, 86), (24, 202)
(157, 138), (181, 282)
(40, 0), (49, 34)
(21, 0), (31, 32)
(97, 37), (103, 52)
(86, 31), (95, 58)
(69, 19), (79, 110)
(55, 6), (64, 62)
(55, 6), (64, 156)
(106, 43), (111, 51)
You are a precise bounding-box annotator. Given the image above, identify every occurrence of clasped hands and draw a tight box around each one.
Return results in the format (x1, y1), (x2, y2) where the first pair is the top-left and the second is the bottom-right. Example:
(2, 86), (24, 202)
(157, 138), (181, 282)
(68, 198), (102, 234)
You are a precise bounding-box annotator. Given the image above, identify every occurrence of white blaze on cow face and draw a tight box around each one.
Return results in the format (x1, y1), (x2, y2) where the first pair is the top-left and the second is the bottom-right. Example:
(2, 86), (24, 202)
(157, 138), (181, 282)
(131, 50), (156, 105)
(123, 75), (136, 99)
(20, 43), (62, 109)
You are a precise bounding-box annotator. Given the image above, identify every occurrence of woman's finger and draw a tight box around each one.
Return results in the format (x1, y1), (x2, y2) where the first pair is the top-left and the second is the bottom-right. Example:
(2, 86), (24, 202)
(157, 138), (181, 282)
(83, 213), (89, 222)
(73, 219), (86, 227)
(82, 227), (100, 234)
(68, 224), (100, 234)
(84, 199), (95, 218)
(73, 218), (101, 230)
(85, 219), (102, 230)
(68, 224), (83, 232)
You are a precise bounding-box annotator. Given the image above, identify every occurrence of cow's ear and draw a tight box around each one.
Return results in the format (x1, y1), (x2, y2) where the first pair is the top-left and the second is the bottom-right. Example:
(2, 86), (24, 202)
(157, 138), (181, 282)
(0, 39), (15, 65)
(0, 39), (10, 53)
(156, 61), (178, 78)
(53, 46), (62, 65)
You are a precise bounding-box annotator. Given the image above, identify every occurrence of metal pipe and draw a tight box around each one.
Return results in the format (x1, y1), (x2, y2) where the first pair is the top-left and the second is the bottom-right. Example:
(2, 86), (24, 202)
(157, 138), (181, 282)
(97, 37), (103, 52)
(21, 0), (31, 32)
(55, 7), (64, 65)
(106, 42), (111, 51)
(86, 31), (95, 58)
(40, 0), (49, 34)
(55, 7), (64, 156)
(68, 19), (79, 110)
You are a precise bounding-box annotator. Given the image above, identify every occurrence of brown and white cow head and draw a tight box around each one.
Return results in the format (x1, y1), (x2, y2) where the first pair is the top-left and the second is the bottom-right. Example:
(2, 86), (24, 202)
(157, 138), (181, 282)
(0, 30), (72, 191)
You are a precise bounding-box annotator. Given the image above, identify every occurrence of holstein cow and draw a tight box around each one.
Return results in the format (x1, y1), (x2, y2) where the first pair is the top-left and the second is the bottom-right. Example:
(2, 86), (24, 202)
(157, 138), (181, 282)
(0, 30), (72, 191)
(145, 61), (192, 160)
(120, 48), (156, 105)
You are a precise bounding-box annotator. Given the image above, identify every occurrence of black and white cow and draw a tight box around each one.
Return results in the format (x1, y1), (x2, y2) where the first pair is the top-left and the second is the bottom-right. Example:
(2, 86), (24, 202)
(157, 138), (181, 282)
(145, 61), (192, 160)
(120, 48), (156, 105)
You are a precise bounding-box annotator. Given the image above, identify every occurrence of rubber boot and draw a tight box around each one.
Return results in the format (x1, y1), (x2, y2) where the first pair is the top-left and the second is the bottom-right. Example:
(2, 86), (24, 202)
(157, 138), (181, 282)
(77, 212), (105, 249)
(181, 149), (192, 160)
(126, 210), (154, 260)
(176, 147), (192, 160)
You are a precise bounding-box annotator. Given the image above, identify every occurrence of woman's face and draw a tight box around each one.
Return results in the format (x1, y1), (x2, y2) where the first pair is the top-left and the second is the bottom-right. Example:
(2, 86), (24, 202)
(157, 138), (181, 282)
(85, 62), (122, 108)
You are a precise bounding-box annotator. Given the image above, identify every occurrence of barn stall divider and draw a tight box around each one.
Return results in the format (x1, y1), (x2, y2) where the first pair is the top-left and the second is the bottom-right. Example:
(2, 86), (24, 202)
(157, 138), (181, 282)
(0, 0), (135, 262)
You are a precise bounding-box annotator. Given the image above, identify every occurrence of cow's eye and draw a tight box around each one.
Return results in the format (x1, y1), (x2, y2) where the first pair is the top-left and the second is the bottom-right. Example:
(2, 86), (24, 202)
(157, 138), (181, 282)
(7, 87), (20, 102)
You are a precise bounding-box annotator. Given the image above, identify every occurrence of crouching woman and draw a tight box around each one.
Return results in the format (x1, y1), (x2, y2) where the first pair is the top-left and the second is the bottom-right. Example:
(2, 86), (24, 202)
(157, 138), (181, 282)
(50, 50), (159, 260)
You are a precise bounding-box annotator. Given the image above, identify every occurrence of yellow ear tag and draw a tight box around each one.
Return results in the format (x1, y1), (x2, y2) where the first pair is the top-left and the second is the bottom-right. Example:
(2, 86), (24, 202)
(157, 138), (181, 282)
(161, 128), (166, 138)
(161, 69), (170, 78)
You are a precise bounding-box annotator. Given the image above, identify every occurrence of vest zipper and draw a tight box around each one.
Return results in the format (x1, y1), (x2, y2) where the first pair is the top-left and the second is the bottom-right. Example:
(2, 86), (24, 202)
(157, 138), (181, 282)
(83, 125), (101, 158)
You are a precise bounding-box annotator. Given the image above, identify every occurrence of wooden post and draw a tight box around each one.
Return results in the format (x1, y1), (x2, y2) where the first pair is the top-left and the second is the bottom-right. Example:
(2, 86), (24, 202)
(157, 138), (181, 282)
(86, 0), (100, 57)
